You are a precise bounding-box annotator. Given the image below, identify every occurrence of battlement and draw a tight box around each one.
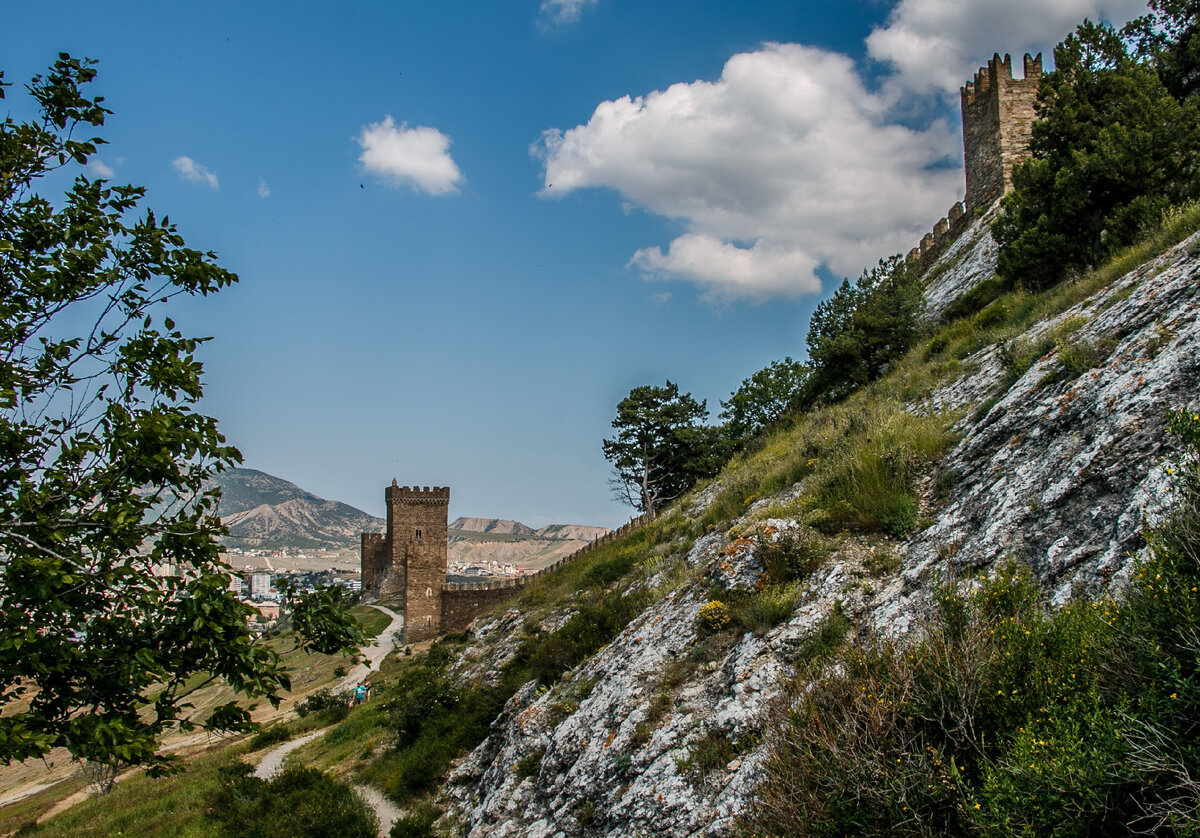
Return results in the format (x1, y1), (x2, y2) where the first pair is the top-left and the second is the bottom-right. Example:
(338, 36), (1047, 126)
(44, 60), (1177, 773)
(363, 476), (655, 642)
(908, 50), (1043, 277)
(961, 52), (1043, 214)
(961, 53), (1041, 107)
(386, 481), (450, 503)
(443, 579), (525, 592)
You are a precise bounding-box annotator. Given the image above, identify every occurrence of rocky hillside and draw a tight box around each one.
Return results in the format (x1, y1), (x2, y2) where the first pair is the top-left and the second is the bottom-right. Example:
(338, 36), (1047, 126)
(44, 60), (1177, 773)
(409, 206), (1200, 836)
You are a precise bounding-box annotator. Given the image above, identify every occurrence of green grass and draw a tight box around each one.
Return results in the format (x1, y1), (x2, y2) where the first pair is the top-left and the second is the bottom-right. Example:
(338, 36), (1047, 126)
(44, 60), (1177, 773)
(26, 745), (241, 837)
(0, 775), (90, 836)
(349, 604), (393, 639)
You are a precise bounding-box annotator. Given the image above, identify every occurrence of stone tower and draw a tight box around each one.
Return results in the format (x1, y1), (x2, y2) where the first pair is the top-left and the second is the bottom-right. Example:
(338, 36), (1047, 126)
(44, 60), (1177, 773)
(360, 482), (449, 644)
(961, 53), (1043, 213)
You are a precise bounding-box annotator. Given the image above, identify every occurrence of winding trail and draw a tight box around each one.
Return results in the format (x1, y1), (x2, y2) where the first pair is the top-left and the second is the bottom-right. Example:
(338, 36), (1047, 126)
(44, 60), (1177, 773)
(338, 604), (404, 693)
(253, 729), (327, 780)
(252, 603), (404, 836)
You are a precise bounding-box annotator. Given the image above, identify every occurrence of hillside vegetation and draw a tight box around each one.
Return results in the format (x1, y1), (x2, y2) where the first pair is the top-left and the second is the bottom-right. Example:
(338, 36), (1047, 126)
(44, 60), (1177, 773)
(39, 186), (1196, 838)
(15, 7), (1200, 837)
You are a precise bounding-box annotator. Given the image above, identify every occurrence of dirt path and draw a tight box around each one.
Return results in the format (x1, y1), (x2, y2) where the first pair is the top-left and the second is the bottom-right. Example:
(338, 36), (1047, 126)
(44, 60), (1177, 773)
(252, 729), (328, 780)
(339, 604), (403, 693)
(353, 782), (402, 834)
(251, 604), (404, 836)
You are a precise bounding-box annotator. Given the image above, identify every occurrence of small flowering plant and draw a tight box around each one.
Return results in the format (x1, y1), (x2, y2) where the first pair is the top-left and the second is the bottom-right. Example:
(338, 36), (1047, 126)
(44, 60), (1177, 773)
(1165, 408), (1200, 493)
(696, 600), (732, 635)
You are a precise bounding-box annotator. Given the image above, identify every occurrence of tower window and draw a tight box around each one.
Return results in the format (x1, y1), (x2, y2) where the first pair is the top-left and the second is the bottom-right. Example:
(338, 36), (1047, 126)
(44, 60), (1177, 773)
(415, 528), (422, 540)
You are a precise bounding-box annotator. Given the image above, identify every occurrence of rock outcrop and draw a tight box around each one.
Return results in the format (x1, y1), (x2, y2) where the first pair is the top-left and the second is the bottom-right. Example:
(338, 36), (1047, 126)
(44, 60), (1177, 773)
(439, 212), (1200, 836)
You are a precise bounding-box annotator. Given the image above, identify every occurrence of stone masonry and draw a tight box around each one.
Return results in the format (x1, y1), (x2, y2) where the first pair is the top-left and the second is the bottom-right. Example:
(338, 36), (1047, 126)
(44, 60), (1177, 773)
(361, 482), (450, 644)
(962, 52), (1042, 213)
(362, 480), (649, 643)
(909, 52), (1042, 270)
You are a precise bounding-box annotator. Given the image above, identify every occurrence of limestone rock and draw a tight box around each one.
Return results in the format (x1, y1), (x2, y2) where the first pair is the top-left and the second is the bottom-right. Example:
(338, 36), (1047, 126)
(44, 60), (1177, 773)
(440, 228), (1200, 836)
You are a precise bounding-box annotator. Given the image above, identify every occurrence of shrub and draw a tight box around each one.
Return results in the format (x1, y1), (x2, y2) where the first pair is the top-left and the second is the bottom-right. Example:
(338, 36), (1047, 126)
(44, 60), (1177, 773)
(208, 763), (378, 838)
(296, 688), (351, 723)
(941, 275), (1010, 323)
(389, 802), (441, 838)
(696, 600), (732, 635)
(514, 750), (544, 779)
(759, 528), (826, 583)
(1041, 336), (1114, 384)
(729, 584), (799, 636)
(248, 724), (292, 751)
(676, 729), (760, 781)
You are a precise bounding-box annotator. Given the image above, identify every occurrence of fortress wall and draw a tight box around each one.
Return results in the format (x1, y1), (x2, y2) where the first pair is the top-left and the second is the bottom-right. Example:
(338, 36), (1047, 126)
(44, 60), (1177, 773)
(908, 53), (1042, 275)
(441, 583), (525, 633)
(436, 512), (653, 632)
(361, 480), (654, 641)
(360, 532), (385, 591)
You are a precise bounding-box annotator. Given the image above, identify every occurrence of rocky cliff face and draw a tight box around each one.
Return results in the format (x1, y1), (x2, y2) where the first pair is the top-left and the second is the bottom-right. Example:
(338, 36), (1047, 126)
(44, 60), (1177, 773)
(438, 212), (1200, 837)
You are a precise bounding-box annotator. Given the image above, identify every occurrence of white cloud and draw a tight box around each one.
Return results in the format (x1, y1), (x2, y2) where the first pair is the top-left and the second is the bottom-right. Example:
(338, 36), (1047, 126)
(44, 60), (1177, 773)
(172, 156), (219, 190)
(258, 178), (271, 198)
(88, 158), (114, 178)
(631, 235), (822, 302)
(539, 0), (598, 27)
(534, 43), (961, 301)
(867, 0), (1149, 95)
(356, 116), (464, 196)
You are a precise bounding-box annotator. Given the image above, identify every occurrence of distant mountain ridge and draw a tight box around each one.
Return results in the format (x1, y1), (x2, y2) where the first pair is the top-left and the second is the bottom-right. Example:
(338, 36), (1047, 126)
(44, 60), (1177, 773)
(450, 517), (610, 542)
(214, 469), (383, 550)
(212, 469), (610, 561)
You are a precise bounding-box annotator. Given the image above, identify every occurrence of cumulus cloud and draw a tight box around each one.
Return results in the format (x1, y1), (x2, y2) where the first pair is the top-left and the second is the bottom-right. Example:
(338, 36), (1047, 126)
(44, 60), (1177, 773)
(534, 43), (961, 301)
(88, 158), (114, 178)
(356, 116), (464, 195)
(172, 156), (220, 189)
(258, 178), (271, 198)
(868, 0), (1149, 95)
(539, 0), (598, 27)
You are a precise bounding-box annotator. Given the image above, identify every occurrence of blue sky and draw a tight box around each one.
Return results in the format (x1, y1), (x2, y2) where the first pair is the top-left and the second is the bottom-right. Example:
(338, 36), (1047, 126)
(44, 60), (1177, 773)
(7, 0), (1148, 527)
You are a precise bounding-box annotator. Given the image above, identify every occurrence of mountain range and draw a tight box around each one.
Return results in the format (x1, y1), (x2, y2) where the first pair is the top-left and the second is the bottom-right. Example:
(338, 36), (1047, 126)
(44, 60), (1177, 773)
(212, 469), (608, 564)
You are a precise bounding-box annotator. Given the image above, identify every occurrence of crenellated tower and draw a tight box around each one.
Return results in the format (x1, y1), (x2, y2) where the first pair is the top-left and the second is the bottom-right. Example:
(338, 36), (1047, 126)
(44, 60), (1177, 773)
(961, 52), (1043, 213)
(361, 481), (449, 643)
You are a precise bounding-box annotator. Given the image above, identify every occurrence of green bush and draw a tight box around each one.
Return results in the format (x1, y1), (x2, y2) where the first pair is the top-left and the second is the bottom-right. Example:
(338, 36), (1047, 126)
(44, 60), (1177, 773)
(208, 763), (377, 838)
(248, 724), (291, 751)
(746, 409), (1200, 837)
(676, 730), (740, 780)
(941, 275), (1010, 323)
(728, 585), (799, 636)
(514, 750), (544, 779)
(296, 688), (351, 723)
(758, 527), (826, 583)
(1042, 336), (1114, 384)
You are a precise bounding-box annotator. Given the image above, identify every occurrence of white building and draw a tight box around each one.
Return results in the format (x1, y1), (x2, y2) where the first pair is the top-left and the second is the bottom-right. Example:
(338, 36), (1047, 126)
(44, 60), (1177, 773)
(248, 571), (272, 599)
